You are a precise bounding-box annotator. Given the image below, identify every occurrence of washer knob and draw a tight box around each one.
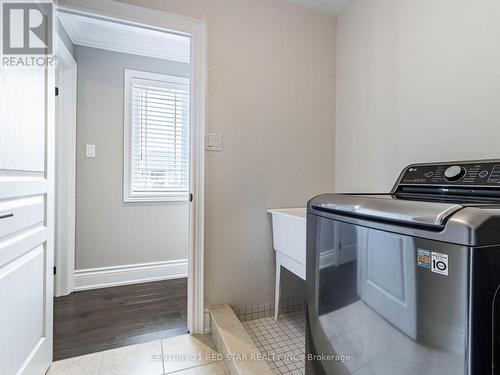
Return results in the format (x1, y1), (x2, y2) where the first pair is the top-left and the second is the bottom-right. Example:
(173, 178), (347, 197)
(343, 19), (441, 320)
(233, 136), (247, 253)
(444, 165), (466, 181)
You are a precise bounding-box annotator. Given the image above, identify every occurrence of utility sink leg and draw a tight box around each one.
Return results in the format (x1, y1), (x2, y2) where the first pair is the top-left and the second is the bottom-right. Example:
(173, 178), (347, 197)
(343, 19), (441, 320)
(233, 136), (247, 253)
(275, 263), (282, 321)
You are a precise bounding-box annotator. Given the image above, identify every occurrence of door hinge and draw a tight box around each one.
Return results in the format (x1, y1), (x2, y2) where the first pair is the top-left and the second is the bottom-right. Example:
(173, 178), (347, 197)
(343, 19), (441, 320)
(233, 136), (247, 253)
(55, 86), (59, 96)
(53, 266), (57, 275)
(189, 193), (194, 202)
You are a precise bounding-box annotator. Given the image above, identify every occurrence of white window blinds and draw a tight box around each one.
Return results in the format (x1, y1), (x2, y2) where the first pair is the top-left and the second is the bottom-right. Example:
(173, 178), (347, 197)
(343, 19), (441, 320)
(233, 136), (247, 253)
(124, 70), (190, 202)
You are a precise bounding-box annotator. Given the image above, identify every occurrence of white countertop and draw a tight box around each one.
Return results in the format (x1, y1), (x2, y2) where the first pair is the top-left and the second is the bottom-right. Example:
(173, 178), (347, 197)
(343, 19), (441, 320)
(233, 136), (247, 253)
(267, 208), (306, 220)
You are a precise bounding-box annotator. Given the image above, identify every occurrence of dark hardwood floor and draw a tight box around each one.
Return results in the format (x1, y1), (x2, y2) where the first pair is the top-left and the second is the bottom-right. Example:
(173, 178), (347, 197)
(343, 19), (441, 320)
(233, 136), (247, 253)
(54, 278), (187, 361)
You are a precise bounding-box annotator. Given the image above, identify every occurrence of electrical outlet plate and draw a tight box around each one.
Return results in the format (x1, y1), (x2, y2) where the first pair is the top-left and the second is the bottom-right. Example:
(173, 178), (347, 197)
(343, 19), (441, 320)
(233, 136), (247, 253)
(206, 133), (222, 151)
(86, 144), (96, 158)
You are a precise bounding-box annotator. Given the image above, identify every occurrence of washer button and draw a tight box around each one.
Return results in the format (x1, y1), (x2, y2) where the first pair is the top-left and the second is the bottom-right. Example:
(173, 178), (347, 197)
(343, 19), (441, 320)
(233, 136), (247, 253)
(479, 170), (489, 178)
(424, 172), (434, 178)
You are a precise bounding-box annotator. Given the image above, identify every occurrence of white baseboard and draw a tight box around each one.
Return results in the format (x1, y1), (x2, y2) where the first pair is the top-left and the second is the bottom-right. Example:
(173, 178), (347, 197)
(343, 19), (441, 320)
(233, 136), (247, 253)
(203, 309), (211, 334)
(74, 259), (188, 291)
(320, 249), (336, 268)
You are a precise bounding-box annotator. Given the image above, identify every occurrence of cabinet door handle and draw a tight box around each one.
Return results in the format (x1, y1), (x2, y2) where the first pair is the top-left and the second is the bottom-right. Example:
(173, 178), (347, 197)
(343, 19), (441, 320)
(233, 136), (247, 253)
(0, 213), (14, 220)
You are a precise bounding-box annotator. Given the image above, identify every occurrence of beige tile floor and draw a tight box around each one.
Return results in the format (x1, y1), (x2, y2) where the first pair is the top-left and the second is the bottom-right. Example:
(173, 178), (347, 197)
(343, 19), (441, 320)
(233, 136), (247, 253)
(47, 334), (227, 375)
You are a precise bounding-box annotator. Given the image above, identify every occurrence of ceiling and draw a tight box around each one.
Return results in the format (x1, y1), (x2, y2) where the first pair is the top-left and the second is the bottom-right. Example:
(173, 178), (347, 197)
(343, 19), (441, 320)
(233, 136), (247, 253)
(287, 0), (353, 15)
(59, 11), (190, 63)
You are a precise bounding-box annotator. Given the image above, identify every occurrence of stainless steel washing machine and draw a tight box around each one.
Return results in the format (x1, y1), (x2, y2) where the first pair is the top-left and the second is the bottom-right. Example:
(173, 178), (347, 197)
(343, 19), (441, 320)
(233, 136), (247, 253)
(306, 159), (500, 375)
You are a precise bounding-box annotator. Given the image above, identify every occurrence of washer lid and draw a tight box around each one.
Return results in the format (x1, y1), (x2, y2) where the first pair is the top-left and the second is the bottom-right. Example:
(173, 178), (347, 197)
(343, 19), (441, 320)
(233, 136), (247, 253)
(310, 194), (464, 228)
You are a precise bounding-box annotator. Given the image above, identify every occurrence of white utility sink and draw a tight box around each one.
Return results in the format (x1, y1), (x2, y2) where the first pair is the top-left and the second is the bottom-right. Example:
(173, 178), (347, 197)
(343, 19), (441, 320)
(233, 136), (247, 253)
(267, 208), (306, 320)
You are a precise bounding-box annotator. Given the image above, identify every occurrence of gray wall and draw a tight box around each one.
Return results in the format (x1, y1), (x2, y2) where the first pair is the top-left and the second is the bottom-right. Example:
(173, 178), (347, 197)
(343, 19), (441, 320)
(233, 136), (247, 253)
(119, 0), (337, 308)
(75, 45), (190, 270)
(336, 0), (500, 192)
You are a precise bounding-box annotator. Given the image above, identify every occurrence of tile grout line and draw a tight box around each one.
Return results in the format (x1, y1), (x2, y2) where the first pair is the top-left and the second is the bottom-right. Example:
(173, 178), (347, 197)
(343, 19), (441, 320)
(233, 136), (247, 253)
(96, 353), (103, 375)
(161, 339), (166, 375)
(162, 360), (225, 374)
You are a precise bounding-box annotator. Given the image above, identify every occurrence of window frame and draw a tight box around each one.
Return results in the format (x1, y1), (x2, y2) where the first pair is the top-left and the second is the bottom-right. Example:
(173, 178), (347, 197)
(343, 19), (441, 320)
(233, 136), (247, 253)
(123, 69), (191, 203)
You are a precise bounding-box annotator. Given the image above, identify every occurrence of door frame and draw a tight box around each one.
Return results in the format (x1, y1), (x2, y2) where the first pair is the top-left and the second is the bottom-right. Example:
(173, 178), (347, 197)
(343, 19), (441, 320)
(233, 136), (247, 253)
(57, 0), (207, 334)
(54, 34), (77, 297)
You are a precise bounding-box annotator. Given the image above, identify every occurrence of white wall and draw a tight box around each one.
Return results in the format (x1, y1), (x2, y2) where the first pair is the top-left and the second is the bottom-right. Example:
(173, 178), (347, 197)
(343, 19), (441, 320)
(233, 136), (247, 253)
(57, 20), (75, 57)
(75, 45), (191, 270)
(118, 0), (337, 307)
(336, 0), (500, 192)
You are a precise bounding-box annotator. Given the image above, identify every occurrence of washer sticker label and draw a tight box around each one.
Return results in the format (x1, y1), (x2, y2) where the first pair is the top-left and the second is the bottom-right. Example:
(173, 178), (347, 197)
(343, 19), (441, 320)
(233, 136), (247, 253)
(431, 252), (449, 276)
(417, 249), (431, 268)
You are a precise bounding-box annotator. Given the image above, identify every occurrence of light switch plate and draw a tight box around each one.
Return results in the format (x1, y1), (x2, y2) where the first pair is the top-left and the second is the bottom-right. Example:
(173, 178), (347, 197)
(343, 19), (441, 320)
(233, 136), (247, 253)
(86, 144), (96, 158)
(206, 133), (222, 151)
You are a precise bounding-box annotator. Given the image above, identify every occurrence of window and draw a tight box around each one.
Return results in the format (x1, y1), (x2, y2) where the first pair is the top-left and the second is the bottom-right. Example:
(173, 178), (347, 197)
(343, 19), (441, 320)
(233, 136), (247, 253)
(124, 69), (190, 202)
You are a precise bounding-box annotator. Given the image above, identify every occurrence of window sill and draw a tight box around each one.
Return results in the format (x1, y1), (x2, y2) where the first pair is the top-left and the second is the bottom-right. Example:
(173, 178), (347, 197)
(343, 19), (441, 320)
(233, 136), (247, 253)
(123, 194), (191, 203)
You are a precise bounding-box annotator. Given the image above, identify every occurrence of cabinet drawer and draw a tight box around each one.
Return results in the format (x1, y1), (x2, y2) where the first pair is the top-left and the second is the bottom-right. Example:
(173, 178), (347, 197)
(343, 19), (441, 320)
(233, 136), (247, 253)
(0, 196), (44, 238)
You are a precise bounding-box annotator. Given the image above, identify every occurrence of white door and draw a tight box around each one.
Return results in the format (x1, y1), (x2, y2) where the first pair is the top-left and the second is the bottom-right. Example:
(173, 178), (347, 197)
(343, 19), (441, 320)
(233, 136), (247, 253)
(331, 223), (357, 266)
(0, 32), (55, 375)
(358, 228), (417, 339)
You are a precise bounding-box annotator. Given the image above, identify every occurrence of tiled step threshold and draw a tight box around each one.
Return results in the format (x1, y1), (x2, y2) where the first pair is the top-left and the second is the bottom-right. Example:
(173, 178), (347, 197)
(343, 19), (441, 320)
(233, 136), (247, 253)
(209, 305), (273, 375)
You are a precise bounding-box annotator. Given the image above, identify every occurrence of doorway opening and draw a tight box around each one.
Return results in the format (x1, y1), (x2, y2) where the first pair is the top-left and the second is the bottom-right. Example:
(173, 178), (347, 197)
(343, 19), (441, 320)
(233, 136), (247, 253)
(54, 3), (205, 360)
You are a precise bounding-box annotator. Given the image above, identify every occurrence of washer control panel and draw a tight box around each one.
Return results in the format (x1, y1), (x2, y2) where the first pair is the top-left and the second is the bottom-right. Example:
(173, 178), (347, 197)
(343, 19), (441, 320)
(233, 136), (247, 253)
(399, 161), (500, 186)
